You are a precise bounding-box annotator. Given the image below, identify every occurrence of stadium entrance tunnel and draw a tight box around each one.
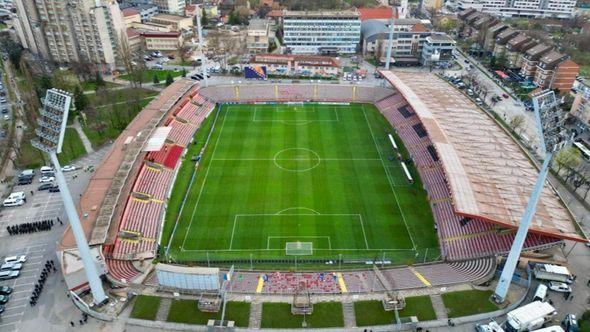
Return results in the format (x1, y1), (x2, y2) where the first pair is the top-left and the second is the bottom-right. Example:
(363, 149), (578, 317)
(273, 148), (321, 172)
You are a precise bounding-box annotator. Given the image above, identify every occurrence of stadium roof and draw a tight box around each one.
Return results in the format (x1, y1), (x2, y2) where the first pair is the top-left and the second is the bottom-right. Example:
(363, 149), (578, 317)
(381, 71), (584, 242)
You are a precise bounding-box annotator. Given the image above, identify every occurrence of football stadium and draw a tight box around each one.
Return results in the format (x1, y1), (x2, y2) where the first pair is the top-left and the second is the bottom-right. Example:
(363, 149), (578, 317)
(57, 71), (584, 315)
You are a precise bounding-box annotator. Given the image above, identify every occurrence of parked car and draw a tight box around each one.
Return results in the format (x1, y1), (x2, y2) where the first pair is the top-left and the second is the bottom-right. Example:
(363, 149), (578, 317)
(563, 314), (579, 332)
(39, 176), (55, 183)
(548, 281), (571, 292)
(0, 270), (17, 280)
(61, 165), (77, 172)
(0, 304), (4, 314)
(38, 183), (53, 191)
(0, 262), (22, 271)
(0, 285), (13, 295)
(4, 255), (26, 264)
(49, 186), (60, 193)
(0, 295), (8, 304)
(502, 93), (509, 99)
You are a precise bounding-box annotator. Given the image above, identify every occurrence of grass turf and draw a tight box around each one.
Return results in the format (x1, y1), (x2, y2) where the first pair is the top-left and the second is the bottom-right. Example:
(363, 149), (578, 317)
(261, 302), (344, 328)
(166, 300), (250, 327)
(130, 295), (161, 320)
(162, 103), (438, 263)
(58, 128), (87, 165)
(354, 297), (437, 326)
(118, 69), (182, 83)
(442, 290), (498, 318)
(82, 88), (158, 148)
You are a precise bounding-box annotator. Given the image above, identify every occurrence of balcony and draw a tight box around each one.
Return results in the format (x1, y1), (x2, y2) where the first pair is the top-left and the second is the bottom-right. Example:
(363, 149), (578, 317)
(35, 128), (59, 144)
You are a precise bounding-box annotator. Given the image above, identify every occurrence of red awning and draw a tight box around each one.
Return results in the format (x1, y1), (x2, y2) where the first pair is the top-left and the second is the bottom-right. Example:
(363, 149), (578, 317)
(495, 70), (509, 79)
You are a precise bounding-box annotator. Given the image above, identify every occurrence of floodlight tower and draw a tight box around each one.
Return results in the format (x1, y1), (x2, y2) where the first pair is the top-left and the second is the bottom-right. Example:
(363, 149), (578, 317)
(32, 89), (108, 305)
(195, 3), (208, 87)
(493, 90), (570, 303)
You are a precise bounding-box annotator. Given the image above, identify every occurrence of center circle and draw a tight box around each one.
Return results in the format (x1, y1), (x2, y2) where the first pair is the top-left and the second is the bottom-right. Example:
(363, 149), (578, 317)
(273, 148), (321, 172)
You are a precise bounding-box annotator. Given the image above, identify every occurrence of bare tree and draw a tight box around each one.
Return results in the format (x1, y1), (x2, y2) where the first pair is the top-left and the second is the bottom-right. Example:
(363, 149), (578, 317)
(509, 115), (525, 134)
(118, 31), (140, 88)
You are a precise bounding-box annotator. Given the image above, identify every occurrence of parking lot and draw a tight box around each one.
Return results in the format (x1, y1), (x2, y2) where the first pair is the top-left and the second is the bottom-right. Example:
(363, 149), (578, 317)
(0, 147), (109, 331)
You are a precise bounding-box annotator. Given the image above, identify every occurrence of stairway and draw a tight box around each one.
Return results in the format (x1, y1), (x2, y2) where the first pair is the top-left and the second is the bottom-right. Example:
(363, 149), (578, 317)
(429, 294), (448, 320)
(249, 301), (263, 328)
(342, 301), (356, 328)
(156, 297), (172, 321)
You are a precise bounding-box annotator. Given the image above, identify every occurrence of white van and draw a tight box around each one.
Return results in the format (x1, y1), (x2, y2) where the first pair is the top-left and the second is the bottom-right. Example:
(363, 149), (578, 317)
(533, 284), (548, 302)
(40, 166), (54, 174)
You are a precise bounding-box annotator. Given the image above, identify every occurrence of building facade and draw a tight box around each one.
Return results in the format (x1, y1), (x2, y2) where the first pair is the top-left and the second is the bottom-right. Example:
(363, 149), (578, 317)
(247, 19), (270, 54)
(457, 0), (577, 18)
(152, 0), (185, 15)
(143, 31), (182, 50)
(421, 33), (456, 65)
(571, 80), (590, 127)
(150, 13), (193, 31)
(14, 0), (125, 71)
(533, 51), (578, 92)
(283, 10), (361, 55)
(249, 54), (340, 78)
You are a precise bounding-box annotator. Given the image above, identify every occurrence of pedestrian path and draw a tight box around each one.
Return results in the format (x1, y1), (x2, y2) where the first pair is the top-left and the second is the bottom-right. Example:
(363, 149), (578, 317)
(248, 301), (262, 328)
(155, 298), (171, 321)
(342, 301), (356, 328)
(429, 294), (448, 320)
(70, 117), (94, 154)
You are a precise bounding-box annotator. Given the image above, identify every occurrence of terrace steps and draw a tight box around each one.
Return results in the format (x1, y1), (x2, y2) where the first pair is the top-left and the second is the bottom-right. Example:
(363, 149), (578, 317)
(342, 301), (356, 328)
(249, 301), (263, 328)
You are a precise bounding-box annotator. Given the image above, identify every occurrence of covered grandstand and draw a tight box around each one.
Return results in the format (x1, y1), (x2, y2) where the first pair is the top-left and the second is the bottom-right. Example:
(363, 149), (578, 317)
(60, 76), (584, 291)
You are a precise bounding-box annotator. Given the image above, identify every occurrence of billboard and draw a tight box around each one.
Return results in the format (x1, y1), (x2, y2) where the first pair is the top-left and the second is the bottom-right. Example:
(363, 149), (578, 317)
(245, 65), (267, 80)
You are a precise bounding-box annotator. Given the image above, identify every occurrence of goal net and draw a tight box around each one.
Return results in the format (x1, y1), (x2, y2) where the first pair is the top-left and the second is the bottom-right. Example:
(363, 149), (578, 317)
(285, 242), (313, 256)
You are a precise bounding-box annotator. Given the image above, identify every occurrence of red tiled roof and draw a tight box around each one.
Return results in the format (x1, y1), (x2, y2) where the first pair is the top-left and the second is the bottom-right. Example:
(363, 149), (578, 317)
(411, 23), (429, 32)
(558, 59), (579, 69)
(126, 28), (140, 38)
(358, 6), (396, 21)
(122, 8), (140, 17)
(267, 9), (283, 17)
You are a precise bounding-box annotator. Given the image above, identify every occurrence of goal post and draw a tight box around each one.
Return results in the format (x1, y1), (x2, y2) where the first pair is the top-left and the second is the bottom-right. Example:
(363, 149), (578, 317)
(286, 242), (313, 256)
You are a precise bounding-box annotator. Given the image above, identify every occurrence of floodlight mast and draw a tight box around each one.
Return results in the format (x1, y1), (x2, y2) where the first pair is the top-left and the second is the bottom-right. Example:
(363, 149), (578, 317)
(384, 6), (395, 70)
(195, 3), (208, 87)
(33, 89), (107, 305)
(493, 90), (567, 303)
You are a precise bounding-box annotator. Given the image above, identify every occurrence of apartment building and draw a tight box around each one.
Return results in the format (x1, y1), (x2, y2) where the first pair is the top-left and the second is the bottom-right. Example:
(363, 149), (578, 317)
(482, 23), (507, 52)
(152, 0), (186, 15)
(457, 0), (577, 18)
(492, 28), (518, 55)
(504, 34), (535, 68)
(249, 54), (340, 78)
(247, 19), (270, 54)
(361, 19), (433, 65)
(283, 10), (361, 55)
(534, 51), (578, 92)
(571, 80), (590, 126)
(12, 0), (50, 58)
(15, 0), (125, 71)
(122, 9), (141, 27)
(520, 43), (552, 78)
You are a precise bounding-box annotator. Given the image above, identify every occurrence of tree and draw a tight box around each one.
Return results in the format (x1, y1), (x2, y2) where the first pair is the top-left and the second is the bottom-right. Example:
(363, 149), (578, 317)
(153, 73), (160, 84)
(509, 115), (525, 134)
(375, 39), (384, 64)
(165, 73), (174, 86)
(118, 31), (139, 88)
(181, 68), (187, 77)
(201, 7), (208, 27)
(95, 71), (105, 91)
(73, 85), (88, 112)
(553, 147), (581, 174)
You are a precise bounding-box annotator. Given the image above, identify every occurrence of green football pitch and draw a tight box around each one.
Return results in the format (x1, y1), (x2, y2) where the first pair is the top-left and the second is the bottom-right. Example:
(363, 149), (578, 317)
(161, 103), (439, 264)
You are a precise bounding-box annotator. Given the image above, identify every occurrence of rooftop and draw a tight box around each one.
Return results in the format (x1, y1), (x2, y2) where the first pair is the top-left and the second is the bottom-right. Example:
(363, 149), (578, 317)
(427, 33), (455, 43)
(249, 18), (269, 31)
(284, 9), (360, 18)
(251, 53), (339, 67)
(151, 13), (191, 22)
(122, 8), (140, 17)
(540, 50), (566, 65)
(358, 6), (395, 21)
(381, 71), (584, 242)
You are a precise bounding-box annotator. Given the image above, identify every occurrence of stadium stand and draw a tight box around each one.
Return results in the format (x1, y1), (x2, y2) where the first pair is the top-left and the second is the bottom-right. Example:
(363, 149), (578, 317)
(375, 92), (563, 261)
(103, 84), (215, 282)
